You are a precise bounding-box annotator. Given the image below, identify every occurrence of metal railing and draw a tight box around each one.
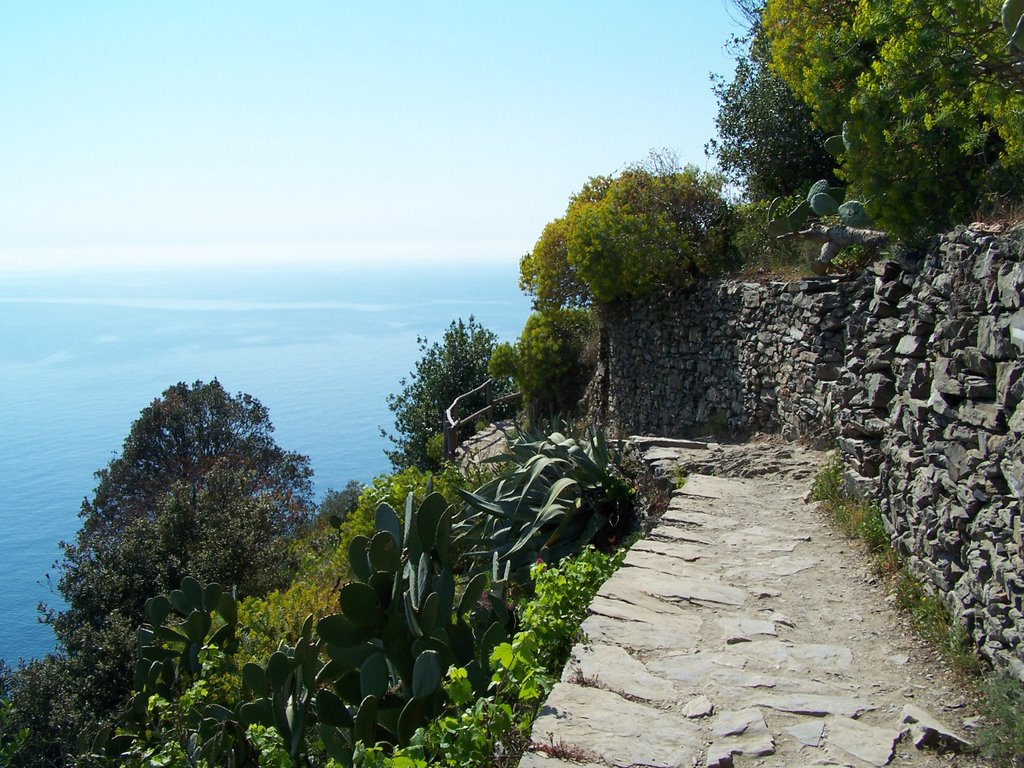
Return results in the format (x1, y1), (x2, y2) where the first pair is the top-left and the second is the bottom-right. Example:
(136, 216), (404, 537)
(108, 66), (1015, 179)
(442, 378), (520, 459)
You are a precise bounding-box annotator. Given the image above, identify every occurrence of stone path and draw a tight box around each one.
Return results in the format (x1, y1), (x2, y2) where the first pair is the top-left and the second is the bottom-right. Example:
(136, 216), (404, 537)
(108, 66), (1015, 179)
(519, 438), (986, 768)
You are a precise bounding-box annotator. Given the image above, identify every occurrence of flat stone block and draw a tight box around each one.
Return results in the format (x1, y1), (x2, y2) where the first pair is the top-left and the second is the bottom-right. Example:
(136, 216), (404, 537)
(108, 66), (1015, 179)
(529, 683), (704, 768)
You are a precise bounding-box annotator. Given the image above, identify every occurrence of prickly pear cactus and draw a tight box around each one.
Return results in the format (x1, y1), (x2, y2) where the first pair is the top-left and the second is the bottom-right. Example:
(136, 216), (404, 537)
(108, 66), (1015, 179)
(314, 491), (513, 763)
(838, 200), (872, 228)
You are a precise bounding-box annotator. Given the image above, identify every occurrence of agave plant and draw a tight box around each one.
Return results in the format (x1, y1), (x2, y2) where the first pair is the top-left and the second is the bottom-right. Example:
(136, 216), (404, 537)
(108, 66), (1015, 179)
(456, 426), (634, 582)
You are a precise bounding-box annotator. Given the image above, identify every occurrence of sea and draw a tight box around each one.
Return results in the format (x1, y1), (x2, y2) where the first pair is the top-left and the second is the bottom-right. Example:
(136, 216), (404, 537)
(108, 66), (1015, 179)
(0, 260), (532, 664)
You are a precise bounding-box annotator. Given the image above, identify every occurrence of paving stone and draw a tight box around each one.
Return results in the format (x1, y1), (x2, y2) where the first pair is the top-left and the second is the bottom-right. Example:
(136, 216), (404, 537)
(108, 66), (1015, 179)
(826, 715), (902, 767)
(602, 564), (748, 608)
(716, 615), (777, 639)
(661, 508), (739, 529)
(677, 473), (739, 499)
(749, 692), (874, 717)
(682, 694), (714, 718)
(529, 683), (703, 768)
(621, 549), (717, 578)
(733, 639), (854, 672)
(721, 527), (800, 553)
(900, 704), (973, 751)
(566, 642), (676, 702)
(786, 719), (825, 747)
(651, 526), (715, 545)
(519, 752), (604, 768)
(708, 709), (776, 763)
(580, 613), (701, 653)
(713, 707), (767, 737)
(629, 538), (703, 562)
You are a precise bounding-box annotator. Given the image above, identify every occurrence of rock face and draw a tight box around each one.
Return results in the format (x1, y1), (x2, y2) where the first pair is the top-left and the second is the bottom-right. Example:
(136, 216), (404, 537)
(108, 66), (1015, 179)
(585, 224), (1024, 678)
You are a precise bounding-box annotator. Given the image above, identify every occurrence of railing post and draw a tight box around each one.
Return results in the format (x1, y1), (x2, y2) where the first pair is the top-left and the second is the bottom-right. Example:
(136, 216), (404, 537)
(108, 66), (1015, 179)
(445, 400), (459, 459)
(486, 379), (494, 423)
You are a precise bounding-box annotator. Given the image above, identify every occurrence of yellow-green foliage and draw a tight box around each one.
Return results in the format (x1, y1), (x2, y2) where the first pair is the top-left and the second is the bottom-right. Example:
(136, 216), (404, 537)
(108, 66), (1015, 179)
(762, 0), (1024, 238)
(496, 308), (593, 416)
(519, 160), (734, 309)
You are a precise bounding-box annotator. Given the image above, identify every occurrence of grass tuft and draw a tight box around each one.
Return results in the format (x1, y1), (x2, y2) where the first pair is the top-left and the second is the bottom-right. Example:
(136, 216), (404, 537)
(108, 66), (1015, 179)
(976, 673), (1024, 767)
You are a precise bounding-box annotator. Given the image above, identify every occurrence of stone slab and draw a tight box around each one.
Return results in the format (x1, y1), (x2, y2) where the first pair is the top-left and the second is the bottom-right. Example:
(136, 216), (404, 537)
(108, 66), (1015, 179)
(529, 683), (704, 768)
(566, 642), (676, 702)
(826, 715), (902, 767)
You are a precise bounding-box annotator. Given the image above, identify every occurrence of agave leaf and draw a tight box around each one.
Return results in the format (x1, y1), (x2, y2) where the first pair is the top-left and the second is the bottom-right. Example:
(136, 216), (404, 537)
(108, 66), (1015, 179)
(458, 572), (488, 614)
(810, 192), (839, 216)
(242, 662), (267, 695)
(354, 695), (377, 746)
(201, 583), (223, 612)
(145, 595), (172, 628)
(397, 698), (426, 745)
(767, 218), (792, 238)
(265, 650), (290, 690)
(318, 613), (370, 648)
(183, 610), (211, 645)
(340, 582), (382, 628)
(368, 531), (401, 574)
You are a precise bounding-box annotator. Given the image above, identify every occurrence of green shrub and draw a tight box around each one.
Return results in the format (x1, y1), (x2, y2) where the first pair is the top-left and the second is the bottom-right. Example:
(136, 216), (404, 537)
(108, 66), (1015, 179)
(361, 546), (625, 768)
(978, 673), (1024, 767)
(492, 309), (594, 418)
(520, 155), (736, 309)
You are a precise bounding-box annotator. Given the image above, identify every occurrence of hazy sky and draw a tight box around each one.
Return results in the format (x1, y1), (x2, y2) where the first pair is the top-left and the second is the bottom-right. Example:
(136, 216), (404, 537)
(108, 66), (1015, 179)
(1, 2), (746, 271)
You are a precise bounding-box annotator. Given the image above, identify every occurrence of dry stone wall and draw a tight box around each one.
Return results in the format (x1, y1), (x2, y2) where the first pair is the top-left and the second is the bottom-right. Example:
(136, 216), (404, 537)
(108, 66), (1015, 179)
(588, 224), (1024, 677)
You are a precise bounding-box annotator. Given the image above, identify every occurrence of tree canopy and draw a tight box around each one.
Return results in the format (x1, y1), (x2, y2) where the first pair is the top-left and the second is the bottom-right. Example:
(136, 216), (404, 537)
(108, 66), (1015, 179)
(47, 379), (313, 731)
(384, 317), (510, 470)
(520, 157), (735, 309)
(707, 24), (834, 201)
(761, 0), (1024, 238)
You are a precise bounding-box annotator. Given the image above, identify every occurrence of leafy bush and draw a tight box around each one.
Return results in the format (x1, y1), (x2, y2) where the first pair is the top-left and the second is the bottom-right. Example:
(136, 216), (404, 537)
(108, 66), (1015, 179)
(978, 673), (1024, 768)
(385, 317), (514, 471)
(761, 0), (1024, 241)
(319, 480), (366, 527)
(457, 427), (634, 582)
(490, 309), (594, 418)
(520, 155), (736, 309)
(84, 490), (517, 767)
(236, 466), (466, 667)
(3, 380), (313, 767)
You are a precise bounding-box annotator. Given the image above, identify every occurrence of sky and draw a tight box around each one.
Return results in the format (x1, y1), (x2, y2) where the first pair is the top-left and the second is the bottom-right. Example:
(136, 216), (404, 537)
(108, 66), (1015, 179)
(0, 2), (747, 271)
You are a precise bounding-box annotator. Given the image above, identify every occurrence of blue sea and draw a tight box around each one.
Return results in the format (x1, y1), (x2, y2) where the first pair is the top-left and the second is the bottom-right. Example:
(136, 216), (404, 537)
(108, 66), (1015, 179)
(0, 260), (531, 664)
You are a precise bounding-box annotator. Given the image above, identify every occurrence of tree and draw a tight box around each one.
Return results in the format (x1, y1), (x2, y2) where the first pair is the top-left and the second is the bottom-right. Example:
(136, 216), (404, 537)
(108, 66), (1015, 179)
(761, 0), (1024, 239)
(16, 379), (315, 763)
(520, 156), (736, 309)
(384, 317), (510, 470)
(707, 21), (834, 201)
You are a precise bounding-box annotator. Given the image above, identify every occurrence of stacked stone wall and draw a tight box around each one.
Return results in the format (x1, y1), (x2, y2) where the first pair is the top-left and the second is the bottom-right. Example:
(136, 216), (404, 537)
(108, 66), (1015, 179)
(590, 225), (1024, 676)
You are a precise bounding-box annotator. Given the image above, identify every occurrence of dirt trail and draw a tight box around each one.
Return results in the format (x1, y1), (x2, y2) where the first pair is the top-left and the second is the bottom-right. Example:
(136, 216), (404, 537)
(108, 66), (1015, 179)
(517, 437), (989, 768)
